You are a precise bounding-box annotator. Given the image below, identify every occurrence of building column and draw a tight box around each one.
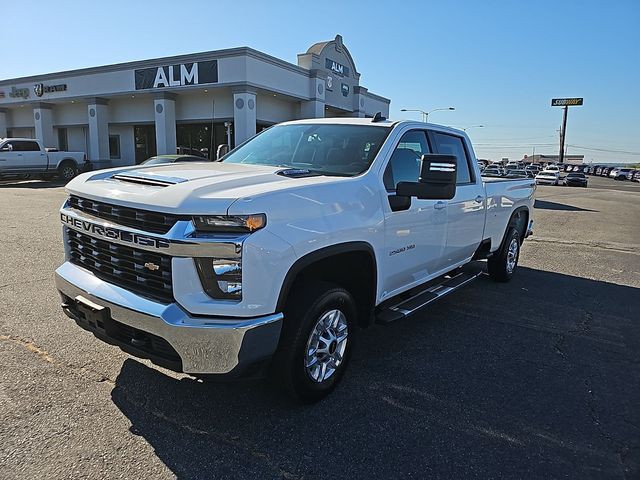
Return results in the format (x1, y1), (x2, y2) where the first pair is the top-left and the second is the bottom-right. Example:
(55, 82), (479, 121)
(154, 92), (177, 155)
(87, 98), (110, 163)
(34, 103), (55, 147)
(299, 70), (325, 119)
(353, 86), (367, 118)
(0, 109), (7, 138)
(233, 88), (257, 146)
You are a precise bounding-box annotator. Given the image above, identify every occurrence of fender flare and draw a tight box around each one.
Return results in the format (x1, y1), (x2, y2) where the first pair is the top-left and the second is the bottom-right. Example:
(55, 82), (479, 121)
(275, 241), (377, 315)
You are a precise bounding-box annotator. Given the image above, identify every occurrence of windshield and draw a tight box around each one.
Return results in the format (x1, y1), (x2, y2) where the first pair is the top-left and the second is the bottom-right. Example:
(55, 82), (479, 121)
(221, 124), (391, 176)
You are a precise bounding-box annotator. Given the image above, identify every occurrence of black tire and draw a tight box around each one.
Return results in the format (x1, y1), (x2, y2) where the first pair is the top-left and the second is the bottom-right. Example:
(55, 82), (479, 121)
(488, 227), (521, 282)
(272, 281), (357, 403)
(58, 161), (78, 181)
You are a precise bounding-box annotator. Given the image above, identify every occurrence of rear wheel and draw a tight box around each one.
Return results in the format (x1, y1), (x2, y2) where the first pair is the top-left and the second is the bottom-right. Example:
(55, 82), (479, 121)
(58, 161), (78, 181)
(488, 227), (520, 282)
(272, 281), (356, 403)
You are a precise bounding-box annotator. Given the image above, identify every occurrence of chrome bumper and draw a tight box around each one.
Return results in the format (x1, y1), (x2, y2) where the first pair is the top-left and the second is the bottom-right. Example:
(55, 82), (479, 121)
(55, 262), (283, 375)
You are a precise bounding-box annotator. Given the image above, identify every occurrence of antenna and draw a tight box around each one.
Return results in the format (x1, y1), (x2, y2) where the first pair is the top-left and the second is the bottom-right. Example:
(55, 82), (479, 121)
(371, 112), (386, 123)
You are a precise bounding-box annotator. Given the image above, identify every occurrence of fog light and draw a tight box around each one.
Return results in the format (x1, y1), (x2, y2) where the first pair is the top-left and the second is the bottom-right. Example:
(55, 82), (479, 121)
(195, 258), (242, 300)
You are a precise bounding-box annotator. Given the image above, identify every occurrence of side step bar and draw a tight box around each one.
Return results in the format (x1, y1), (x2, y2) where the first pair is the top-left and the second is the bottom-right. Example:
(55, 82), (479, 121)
(376, 265), (484, 324)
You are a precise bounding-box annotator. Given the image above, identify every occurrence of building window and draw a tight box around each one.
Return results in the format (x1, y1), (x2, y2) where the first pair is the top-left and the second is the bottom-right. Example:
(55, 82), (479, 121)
(109, 135), (121, 160)
(6, 129), (13, 138)
(58, 128), (68, 151)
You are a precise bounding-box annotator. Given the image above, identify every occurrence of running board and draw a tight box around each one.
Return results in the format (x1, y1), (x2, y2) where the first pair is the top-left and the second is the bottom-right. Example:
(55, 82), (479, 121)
(376, 265), (484, 324)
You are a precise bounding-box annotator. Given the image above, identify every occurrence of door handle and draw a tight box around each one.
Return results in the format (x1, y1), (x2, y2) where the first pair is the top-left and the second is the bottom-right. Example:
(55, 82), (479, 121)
(474, 195), (484, 203)
(434, 201), (447, 210)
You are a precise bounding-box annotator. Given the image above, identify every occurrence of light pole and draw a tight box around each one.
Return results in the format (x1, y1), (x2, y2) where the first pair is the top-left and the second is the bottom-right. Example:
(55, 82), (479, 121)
(400, 107), (455, 123)
(462, 125), (484, 132)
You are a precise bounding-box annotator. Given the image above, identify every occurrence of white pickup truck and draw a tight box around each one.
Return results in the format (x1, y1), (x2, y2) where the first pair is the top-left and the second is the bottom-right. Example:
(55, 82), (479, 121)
(0, 138), (88, 181)
(55, 117), (535, 402)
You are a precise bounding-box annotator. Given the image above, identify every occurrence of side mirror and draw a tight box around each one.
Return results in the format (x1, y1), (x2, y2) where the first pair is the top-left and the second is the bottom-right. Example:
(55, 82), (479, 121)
(396, 154), (457, 200)
(0, 144), (13, 152)
(216, 143), (229, 160)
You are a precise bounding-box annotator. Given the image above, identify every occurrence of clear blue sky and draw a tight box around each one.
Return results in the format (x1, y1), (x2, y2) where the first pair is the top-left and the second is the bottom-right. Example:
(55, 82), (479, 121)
(1, 0), (638, 163)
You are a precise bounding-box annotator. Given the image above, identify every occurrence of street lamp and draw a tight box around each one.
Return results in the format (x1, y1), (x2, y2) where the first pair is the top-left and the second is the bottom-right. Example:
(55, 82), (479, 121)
(462, 125), (484, 132)
(400, 107), (455, 123)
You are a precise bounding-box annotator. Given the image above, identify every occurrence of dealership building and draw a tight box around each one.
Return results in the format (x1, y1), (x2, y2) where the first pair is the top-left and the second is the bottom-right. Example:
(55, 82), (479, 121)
(0, 35), (390, 166)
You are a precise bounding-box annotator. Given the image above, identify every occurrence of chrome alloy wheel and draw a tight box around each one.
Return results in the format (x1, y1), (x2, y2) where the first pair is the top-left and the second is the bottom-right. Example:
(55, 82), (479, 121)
(61, 166), (75, 179)
(304, 309), (348, 383)
(506, 237), (519, 274)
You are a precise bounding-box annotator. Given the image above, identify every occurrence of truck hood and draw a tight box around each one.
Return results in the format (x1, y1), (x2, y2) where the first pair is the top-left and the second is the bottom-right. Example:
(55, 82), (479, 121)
(65, 162), (341, 214)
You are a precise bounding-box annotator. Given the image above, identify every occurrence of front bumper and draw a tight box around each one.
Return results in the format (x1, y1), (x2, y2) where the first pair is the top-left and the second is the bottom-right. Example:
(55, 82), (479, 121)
(55, 262), (283, 376)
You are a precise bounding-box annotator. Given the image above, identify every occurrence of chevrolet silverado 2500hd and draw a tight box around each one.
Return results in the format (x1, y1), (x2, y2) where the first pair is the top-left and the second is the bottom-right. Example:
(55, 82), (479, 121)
(0, 138), (88, 181)
(55, 117), (535, 402)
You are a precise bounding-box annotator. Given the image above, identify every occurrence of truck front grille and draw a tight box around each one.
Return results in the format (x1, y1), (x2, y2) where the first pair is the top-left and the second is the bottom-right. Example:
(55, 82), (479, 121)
(69, 195), (188, 234)
(66, 227), (174, 304)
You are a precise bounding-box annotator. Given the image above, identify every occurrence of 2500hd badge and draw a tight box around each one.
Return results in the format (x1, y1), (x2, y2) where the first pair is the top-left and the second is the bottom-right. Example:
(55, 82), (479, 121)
(60, 213), (170, 249)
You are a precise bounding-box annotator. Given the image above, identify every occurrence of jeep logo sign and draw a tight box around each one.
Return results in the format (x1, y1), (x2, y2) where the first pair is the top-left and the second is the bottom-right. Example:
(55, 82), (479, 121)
(135, 60), (218, 90)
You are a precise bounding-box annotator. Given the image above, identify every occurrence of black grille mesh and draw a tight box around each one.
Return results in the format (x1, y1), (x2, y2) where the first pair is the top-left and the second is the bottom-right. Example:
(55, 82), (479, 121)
(68, 195), (187, 234)
(66, 227), (173, 303)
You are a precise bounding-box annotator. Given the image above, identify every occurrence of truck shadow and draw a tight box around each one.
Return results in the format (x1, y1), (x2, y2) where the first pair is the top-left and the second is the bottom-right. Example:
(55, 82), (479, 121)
(110, 267), (640, 479)
(533, 199), (596, 212)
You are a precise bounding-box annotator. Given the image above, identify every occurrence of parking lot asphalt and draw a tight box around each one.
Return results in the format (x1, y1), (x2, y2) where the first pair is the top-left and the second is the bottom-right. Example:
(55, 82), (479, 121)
(0, 175), (639, 479)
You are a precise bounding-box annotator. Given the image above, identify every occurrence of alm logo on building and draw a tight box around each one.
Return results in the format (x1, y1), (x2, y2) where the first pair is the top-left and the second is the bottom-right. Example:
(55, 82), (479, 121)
(34, 83), (44, 97)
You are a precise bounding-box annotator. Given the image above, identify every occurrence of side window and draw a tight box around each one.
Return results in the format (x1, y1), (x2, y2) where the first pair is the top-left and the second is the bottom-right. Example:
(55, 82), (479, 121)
(23, 141), (40, 152)
(10, 141), (26, 152)
(383, 130), (430, 190)
(430, 132), (473, 184)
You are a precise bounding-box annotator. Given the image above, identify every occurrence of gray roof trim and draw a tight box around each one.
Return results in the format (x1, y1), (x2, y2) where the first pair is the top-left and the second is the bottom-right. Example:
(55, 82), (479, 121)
(0, 47), (311, 85)
(363, 90), (391, 104)
(86, 97), (109, 105)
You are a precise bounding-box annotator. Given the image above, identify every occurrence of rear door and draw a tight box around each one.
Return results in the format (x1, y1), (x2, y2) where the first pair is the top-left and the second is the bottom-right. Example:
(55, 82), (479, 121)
(429, 130), (485, 266)
(19, 140), (47, 169)
(380, 129), (449, 298)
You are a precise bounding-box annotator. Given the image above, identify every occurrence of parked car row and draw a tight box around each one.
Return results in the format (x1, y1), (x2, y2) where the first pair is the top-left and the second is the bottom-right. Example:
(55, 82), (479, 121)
(587, 165), (640, 180)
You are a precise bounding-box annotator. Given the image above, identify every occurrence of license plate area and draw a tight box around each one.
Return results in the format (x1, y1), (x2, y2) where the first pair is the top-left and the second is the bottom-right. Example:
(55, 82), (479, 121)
(74, 295), (111, 334)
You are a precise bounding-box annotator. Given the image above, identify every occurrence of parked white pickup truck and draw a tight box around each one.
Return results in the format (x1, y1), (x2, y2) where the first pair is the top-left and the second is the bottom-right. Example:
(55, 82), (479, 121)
(0, 138), (88, 181)
(55, 117), (535, 402)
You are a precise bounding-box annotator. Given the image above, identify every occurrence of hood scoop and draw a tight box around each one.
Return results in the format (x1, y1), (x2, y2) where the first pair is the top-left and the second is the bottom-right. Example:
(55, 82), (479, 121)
(275, 168), (321, 178)
(111, 172), (188, 187)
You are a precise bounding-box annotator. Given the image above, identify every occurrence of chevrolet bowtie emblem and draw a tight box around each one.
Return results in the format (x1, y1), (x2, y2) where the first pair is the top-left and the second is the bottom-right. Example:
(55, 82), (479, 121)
(144, 262), (160, 271)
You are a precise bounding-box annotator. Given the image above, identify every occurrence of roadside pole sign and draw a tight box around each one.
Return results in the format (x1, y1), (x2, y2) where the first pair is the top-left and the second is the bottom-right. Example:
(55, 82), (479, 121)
(551, 97), (584, 164)
(551, 98), (583, 106)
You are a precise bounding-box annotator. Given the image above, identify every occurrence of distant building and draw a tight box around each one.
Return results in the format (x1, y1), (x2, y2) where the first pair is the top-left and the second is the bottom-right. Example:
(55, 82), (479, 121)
(0, 35), (389, 167)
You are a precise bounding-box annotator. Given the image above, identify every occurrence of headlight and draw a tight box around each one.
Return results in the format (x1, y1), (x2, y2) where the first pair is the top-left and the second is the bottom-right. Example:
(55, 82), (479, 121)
(192, 214), (266, 233)
(195, 258), (242, 300)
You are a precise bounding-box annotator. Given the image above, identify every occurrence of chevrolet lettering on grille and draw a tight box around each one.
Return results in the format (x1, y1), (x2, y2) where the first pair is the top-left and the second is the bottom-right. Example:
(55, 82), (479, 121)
(60, 213), (171, 249)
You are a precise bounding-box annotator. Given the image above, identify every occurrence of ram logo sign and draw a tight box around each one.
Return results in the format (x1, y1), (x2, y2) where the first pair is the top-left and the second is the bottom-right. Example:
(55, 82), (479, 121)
(135, 60), (218, 90)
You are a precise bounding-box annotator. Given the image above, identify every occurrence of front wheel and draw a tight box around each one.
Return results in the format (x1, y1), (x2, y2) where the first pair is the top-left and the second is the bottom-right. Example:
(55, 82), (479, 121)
(488, 227), (521, 282)
(272, 282), (356, 403)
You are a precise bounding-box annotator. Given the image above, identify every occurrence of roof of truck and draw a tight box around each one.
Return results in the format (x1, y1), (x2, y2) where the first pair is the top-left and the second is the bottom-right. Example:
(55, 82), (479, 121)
(278, 117), (468, 137)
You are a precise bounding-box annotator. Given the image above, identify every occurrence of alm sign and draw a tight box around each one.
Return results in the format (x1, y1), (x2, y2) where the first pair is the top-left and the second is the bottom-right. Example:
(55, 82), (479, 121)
(135, 60), (218, 90)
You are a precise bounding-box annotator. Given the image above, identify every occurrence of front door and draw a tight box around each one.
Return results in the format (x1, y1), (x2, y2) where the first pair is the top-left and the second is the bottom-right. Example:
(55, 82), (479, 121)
(380, 130), (449, 300)
(429, 131), (485, 265)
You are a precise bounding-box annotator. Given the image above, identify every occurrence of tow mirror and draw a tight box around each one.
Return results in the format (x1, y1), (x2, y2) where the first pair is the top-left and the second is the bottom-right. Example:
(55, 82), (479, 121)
(396, 154), (457, 200)
(216, 144), (229, 160)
